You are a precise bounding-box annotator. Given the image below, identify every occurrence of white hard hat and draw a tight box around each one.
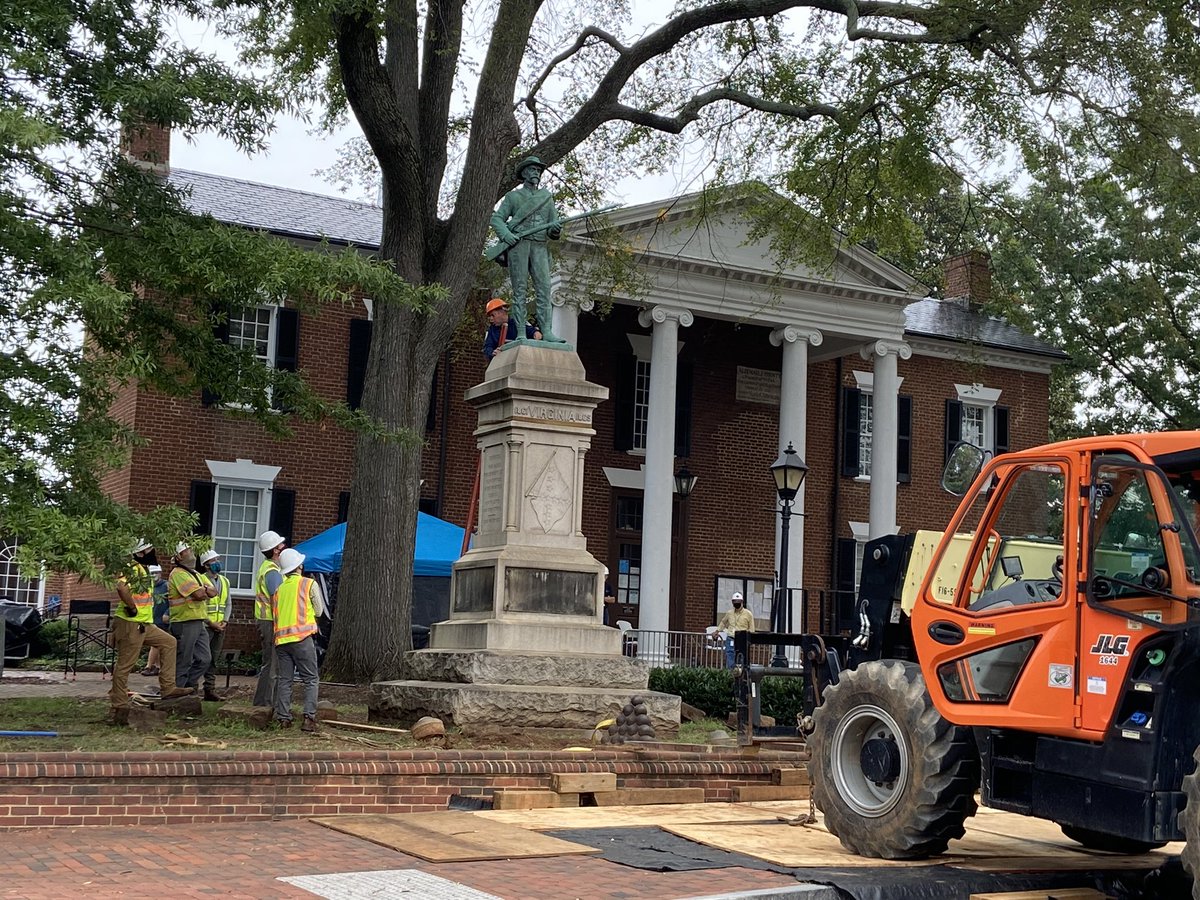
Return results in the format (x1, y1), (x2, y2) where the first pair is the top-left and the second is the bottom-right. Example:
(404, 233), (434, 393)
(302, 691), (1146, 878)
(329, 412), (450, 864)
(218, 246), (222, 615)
(175, 541), (191, 556)
(279, 548), (305, 575)
(258, 530), (285, 552)
(148, 565), (163, 576)
(732, 591), (744, 601)
(132, 539), (153, 554)
(199, 549), (220, 565)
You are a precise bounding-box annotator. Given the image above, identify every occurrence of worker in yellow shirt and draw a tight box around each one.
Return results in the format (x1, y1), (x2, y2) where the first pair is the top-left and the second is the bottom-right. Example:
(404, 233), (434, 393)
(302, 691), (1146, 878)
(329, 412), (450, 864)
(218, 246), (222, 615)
(716, 591), (755, 669)
(109, 541), (194, 722)
(168, 542), (217, 689)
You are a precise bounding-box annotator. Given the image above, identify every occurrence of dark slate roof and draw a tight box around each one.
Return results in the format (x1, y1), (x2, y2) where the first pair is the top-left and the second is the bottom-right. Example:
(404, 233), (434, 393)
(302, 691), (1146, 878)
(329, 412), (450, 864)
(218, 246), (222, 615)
(904, 297), (1066, 359)
(168, 168), (383, 248)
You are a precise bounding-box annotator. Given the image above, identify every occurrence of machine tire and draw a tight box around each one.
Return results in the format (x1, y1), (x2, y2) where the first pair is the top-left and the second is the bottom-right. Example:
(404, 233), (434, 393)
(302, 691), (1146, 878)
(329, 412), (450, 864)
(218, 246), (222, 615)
(807, 659), (980, 859)
(1060, 824), (1165, 854)
(1180, 744), (1200, 897)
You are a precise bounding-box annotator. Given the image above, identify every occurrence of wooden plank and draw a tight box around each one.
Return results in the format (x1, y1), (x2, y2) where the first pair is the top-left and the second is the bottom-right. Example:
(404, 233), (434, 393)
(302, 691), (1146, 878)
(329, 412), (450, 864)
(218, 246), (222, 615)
(731, 784), (811, 802)
(323, 719), (410, 735)
(311, 813), (597, 862)
(475, 801), (799, 831)
(969, 889), (1110, 900)
(554, 793), (580, 808)
(592, 788), (706, 807)
(551, 772), (616, 793)
(771, 767), (810, 786)
(492, 790), (560, 810)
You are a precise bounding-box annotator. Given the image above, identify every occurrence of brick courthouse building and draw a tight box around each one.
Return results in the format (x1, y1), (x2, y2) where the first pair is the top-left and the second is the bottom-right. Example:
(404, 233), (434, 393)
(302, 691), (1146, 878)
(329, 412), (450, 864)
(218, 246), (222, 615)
(44, 128), (1064, 651)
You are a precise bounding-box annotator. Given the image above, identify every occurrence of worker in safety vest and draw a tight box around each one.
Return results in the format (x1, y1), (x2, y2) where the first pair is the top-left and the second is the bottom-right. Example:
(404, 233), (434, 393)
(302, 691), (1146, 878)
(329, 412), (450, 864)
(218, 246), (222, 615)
(271, 548), (326, 732)
(109, 541), (193, 723)
(253, 530), (286, 709)
(168, 542), (217, 689)
(199, 549), (232, 702)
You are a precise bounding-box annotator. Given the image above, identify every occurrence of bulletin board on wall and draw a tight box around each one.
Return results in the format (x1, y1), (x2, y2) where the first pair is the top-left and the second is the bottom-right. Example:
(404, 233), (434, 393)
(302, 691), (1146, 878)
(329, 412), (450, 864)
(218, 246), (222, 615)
(713, 575), (774, 630)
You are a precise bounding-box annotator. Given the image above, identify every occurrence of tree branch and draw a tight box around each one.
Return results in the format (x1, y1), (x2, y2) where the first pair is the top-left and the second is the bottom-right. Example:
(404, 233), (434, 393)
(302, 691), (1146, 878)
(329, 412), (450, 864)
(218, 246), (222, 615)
(418, 0), (464, 221)
(518, 26), (630, 113)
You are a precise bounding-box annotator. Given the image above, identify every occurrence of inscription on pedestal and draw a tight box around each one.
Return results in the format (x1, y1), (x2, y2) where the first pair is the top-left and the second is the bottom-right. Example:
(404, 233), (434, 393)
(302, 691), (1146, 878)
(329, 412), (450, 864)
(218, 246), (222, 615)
(453, 567), (496, 613)
(512, 403), (593, 424)
(479, 448), (504, 534)
(503, 568), (595, 616)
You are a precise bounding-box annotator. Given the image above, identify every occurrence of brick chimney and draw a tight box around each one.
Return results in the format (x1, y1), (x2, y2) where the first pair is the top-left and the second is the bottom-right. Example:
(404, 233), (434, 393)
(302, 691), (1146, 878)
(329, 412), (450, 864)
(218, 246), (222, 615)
(120, 120), (171, 170)
(942, 250), (991, 307)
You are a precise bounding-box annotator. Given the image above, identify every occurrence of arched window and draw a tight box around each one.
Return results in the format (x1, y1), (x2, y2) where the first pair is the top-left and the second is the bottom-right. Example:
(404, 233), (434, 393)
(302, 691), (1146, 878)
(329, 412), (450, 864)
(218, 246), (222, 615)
(0, 539), (45, 608)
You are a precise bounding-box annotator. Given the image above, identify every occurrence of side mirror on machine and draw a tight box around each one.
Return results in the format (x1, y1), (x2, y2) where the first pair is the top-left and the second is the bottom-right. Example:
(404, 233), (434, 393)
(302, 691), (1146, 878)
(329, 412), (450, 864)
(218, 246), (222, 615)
(942, 442), (986, 496)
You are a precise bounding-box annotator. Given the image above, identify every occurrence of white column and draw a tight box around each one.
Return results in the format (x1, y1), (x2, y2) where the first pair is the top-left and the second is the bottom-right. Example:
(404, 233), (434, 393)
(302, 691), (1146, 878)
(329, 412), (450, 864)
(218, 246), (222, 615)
(637, 305), (693, 659)
(769, 325), (822, 634)
(860, 339), (911, 539)
(550, 295), (593, 346)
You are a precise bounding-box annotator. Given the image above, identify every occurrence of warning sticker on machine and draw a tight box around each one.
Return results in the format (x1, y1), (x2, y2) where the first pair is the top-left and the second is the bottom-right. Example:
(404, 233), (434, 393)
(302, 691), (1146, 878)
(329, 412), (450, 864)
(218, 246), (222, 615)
(1048, 664), (1073, 689)
(1087, 675), (1107, 695)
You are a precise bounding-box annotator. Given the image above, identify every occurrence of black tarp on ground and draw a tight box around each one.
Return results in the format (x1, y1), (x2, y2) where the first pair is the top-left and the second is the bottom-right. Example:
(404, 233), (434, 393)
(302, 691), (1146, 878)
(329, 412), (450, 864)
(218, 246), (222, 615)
(544, 826), (1189, 900)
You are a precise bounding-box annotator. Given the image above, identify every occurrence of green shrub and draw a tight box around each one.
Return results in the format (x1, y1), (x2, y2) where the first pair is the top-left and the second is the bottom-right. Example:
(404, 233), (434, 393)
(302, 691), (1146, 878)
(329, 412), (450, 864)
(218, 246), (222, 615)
(29, 619), (70, 658)
(649, 666), (808, 727)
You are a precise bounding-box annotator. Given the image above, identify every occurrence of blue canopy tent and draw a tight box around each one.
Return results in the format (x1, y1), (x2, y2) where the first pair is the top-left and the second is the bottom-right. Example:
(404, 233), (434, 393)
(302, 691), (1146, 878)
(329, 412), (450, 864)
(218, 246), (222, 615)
(293, 512), (465, 577)
(294, 513), (465, 635)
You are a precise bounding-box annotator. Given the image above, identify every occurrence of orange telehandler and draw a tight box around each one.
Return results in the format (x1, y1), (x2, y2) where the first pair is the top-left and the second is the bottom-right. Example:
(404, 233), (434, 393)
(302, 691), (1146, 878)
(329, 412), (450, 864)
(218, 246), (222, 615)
(785, 432), (1200, 888)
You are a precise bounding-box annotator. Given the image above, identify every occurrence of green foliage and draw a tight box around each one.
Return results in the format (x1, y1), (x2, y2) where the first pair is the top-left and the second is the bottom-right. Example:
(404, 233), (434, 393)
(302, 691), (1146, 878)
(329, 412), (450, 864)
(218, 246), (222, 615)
(649, 667), (807, 727)
(28, 619), (70, 658)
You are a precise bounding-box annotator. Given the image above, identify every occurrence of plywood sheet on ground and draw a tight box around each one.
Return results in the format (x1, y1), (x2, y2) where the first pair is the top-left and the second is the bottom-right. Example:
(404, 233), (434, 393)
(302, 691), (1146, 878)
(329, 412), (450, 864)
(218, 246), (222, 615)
(474, 801), (797, 831)
(311, 813), (598, 862)
(664, 809), (1178, 873)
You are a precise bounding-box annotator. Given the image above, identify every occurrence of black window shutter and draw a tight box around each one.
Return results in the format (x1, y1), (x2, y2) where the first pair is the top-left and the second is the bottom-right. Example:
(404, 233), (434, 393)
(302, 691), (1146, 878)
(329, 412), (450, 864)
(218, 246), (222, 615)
(834, 537), (859, 632)
(897, 394), (912, 484)
(269, 487), (296, 542)
(994, 405), (1011, 455)
(274, 308), (300, 372)
(346, 318), (373, 410)
(188, 480), (216, 536)
(841, 387), (861, 477)
(337, 491), (350, 525)
(613, 353), (636, 451)
(945, 399), (963, 463)
(674, 354), (693, 458)
(201, 320), (230, 407)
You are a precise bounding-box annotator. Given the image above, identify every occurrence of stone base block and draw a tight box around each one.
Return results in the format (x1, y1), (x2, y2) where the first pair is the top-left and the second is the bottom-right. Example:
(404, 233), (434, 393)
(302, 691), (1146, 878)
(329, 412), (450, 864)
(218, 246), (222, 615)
(401, 649), (648, 689)
(430, 619), (622, 654)
(369, 680), (680, 734)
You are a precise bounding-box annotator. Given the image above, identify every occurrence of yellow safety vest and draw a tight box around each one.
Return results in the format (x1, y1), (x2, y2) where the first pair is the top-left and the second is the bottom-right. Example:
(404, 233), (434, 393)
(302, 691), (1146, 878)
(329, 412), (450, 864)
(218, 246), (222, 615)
(206, 574), (230, 624)
(255, 558), (280, 620)
(114, 562), (154, 624)
(272, 574), (318, 646)
(168, 566), (209, 623)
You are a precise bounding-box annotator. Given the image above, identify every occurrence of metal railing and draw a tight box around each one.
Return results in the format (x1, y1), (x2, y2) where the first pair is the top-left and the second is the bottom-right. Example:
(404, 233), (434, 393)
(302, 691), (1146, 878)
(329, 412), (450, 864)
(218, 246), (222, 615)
(622, 628), (780, 669)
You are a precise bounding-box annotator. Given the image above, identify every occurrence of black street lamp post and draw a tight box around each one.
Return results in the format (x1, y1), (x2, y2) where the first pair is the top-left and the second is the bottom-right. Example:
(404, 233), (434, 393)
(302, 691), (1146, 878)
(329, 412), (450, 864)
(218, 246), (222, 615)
(770, 442), (808, 668)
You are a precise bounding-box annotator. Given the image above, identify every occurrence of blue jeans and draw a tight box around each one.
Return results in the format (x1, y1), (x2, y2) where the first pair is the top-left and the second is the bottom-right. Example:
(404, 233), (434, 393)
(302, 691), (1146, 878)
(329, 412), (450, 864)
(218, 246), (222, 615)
(725, 637), (736, 669)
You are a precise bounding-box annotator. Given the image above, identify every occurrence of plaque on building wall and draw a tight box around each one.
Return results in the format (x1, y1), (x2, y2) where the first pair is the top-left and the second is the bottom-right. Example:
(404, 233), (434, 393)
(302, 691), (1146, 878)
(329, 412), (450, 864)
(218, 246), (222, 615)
(736, 366), (780, 405)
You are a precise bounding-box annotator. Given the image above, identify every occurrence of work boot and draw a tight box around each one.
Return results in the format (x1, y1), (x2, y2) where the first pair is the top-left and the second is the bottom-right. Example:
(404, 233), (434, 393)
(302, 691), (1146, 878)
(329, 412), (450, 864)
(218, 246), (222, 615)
(160, 686), (196, 700)
(107, 707), (130, 726)
(203, 689), (223, 702)
(276, 717), (293, 729)
(301, 715), (318, 733)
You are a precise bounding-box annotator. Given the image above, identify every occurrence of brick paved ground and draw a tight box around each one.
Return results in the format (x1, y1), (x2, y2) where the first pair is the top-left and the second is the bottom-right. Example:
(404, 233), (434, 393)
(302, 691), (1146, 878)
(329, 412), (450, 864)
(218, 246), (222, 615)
(0, 819), (800, 900)
(0, 670), (259, 699)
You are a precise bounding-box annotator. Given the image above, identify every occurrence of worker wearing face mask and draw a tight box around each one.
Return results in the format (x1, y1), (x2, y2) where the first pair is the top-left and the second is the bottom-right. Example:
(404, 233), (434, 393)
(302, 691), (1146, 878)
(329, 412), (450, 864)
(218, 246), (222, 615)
(199, 549), (232, 702)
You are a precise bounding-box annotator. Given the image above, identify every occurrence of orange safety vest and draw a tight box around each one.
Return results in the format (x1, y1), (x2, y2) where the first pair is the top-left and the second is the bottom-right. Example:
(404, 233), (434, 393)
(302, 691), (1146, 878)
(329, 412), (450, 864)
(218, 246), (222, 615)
(114, 562), (154, 624)
(272, 574), (318, 646)
(255, 558), (280, 620)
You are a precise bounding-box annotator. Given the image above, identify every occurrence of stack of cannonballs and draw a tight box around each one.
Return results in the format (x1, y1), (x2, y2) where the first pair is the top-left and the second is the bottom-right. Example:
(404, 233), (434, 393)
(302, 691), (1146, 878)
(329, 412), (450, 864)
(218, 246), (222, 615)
(604, 695), (656, 744)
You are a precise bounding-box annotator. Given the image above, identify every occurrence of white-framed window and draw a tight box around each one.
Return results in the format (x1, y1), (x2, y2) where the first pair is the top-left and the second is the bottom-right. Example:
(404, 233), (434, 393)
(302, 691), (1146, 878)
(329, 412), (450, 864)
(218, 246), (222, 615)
(0, 538), (45, 608)
(633, 358), (651, 450)
(954, 383), (1003, 451)
(858, 392), (874, 475)
(204, 459), (281, 595)
(228, 305), (278, 365)
(849, 521), (871, 593)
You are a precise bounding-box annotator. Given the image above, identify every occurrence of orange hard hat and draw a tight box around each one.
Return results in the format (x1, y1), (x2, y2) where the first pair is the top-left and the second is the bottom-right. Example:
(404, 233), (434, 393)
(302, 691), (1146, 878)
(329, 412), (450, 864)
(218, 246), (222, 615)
(485, 298), (508, 314)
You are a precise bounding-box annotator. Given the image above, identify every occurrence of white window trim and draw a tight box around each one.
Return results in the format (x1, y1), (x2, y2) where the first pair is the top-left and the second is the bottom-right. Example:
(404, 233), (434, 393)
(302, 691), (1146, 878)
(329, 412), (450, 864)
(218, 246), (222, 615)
(852, 370), (905, 482)
(222, 300), (283, 411)
(849, 521), (870, 593)
(204, 458), (281, 598)
(954, 382), (1002, 452)
(624, 333), (686, 459)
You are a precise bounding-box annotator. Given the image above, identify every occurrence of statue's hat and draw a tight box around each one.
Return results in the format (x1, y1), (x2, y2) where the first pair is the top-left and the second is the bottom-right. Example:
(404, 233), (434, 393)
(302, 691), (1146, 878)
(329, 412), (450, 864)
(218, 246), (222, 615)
(517, 155), (547, 174)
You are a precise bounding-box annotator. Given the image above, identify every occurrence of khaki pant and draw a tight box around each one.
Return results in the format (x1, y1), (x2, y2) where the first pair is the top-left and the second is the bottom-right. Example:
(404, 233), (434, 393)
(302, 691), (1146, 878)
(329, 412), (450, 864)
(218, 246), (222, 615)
(109, 618), (177, 710)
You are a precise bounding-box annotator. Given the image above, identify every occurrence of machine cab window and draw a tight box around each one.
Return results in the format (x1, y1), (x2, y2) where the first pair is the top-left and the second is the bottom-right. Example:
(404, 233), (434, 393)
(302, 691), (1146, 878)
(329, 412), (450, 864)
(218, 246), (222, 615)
(930, 460), (1068, 613)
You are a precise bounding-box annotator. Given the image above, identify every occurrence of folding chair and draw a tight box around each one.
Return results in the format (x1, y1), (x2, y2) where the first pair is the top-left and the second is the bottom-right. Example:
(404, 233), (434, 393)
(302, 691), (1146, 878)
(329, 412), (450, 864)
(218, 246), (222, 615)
(64, 599), (115, 680)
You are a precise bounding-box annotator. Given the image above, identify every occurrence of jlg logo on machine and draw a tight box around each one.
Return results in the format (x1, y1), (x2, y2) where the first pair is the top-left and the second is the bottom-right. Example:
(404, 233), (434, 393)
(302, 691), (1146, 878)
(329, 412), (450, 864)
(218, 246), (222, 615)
(1089, 634), (1130, 666)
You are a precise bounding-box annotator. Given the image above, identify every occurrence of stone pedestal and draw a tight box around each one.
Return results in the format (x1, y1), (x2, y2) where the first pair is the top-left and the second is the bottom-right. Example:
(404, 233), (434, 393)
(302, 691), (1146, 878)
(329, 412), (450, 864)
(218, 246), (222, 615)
(369, 344), (680, 732)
